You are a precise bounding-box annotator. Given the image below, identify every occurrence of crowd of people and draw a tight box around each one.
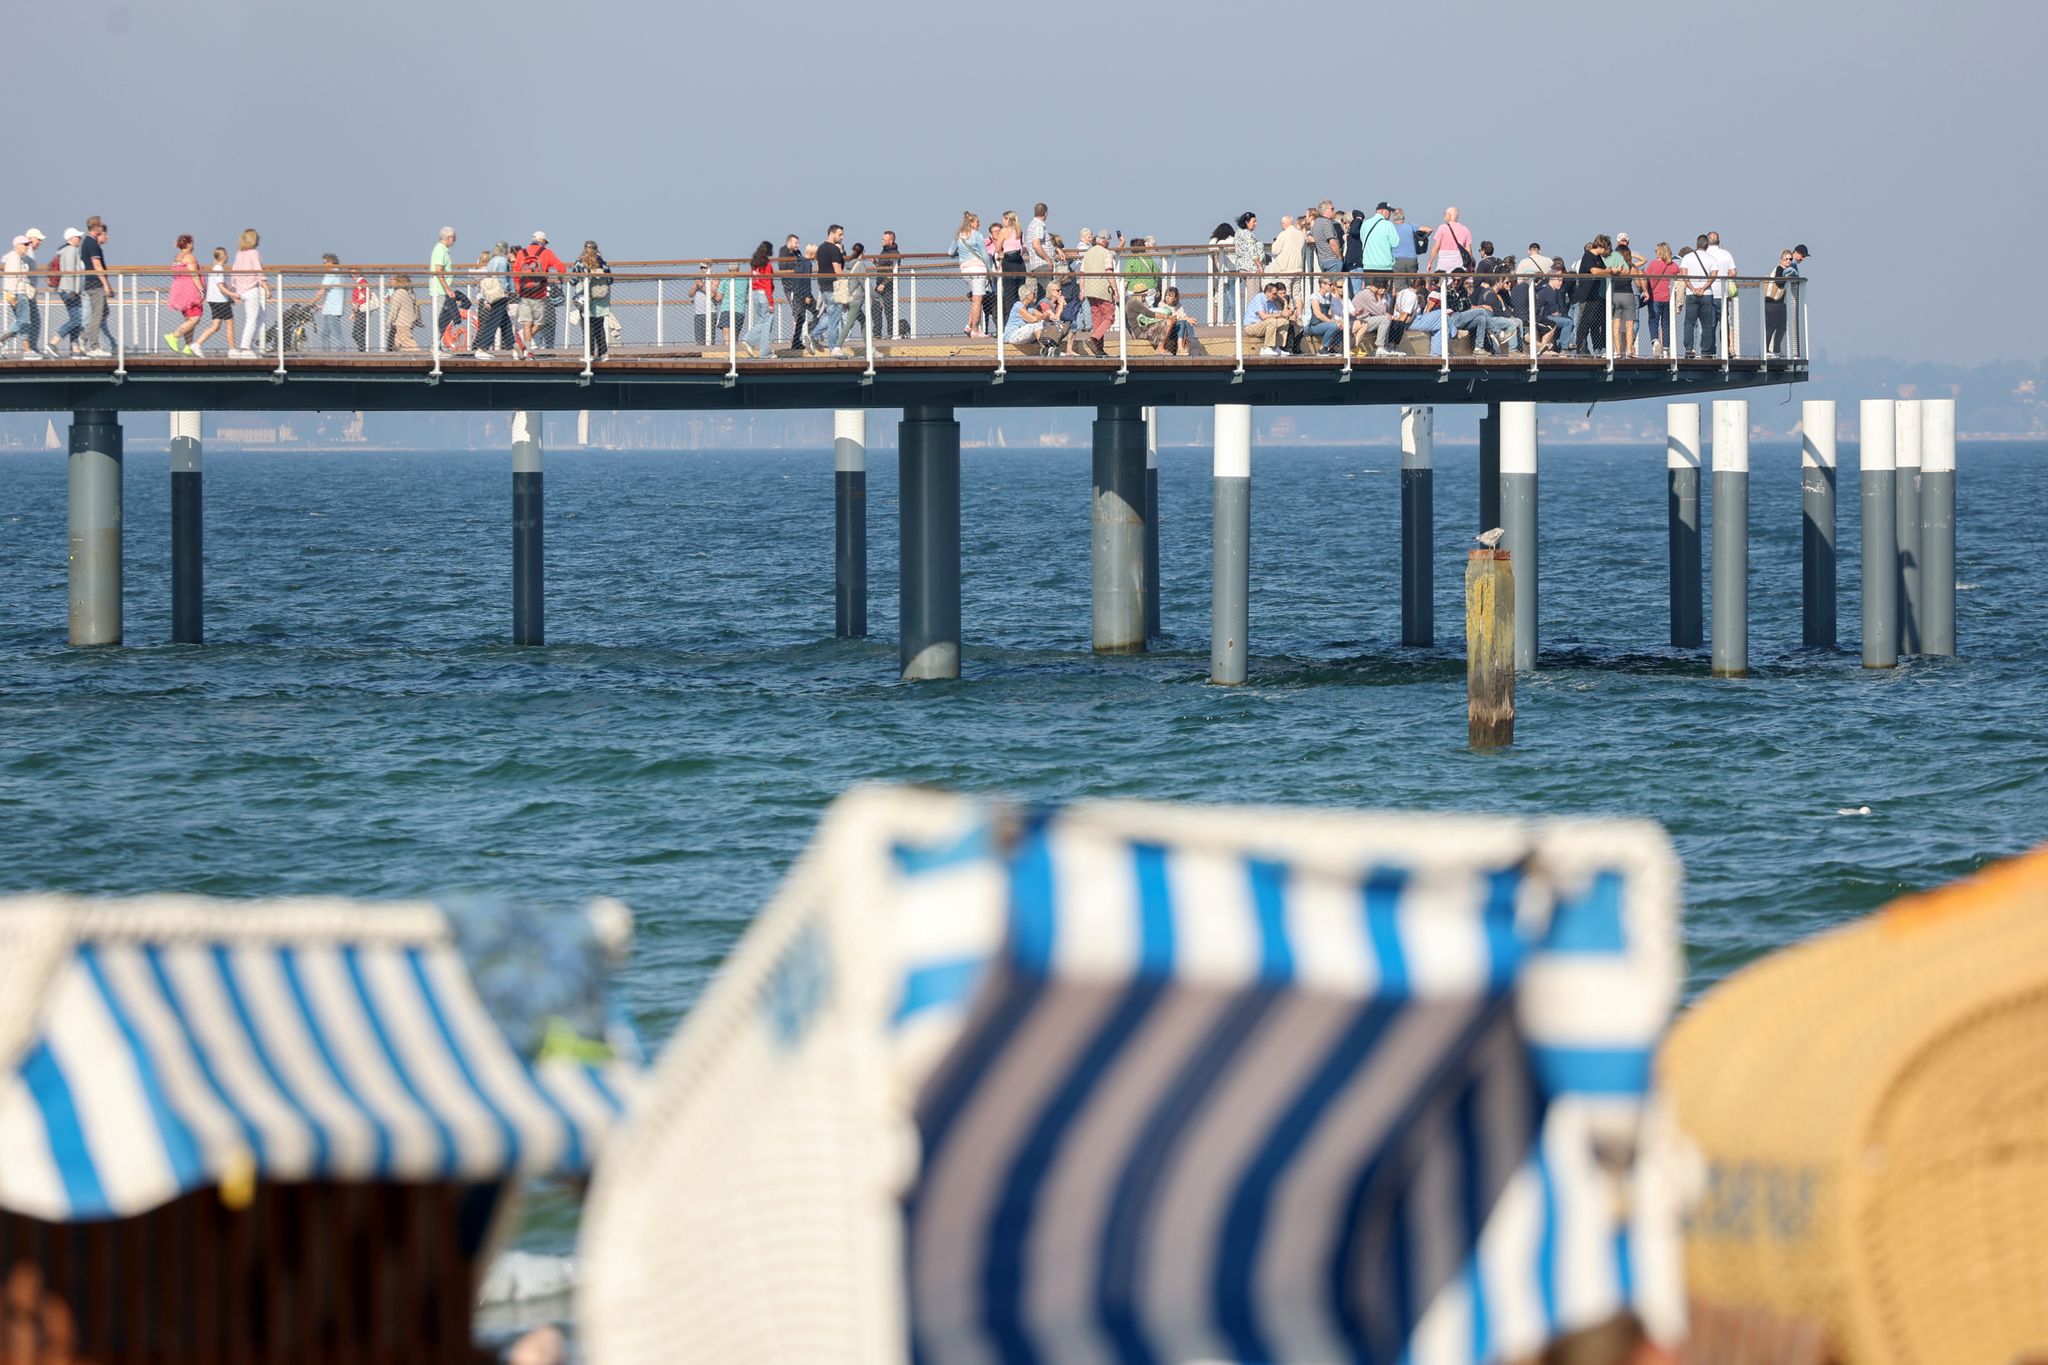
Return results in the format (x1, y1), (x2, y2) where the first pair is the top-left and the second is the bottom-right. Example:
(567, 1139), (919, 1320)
(0, 206), (1808, 363)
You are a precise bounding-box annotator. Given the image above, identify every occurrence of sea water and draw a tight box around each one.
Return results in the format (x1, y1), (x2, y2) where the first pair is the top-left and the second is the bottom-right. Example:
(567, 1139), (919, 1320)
(3, 438), (2042, 1266)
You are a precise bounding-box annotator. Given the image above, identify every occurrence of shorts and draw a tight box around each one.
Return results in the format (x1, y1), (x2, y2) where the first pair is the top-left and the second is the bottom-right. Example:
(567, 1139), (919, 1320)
(1611, 292), (1640, 320)
(515, 297), (546, 326)
(208, 301), (233, 320)
(965, 276), (987, 298)
(181, 303), (204, 319)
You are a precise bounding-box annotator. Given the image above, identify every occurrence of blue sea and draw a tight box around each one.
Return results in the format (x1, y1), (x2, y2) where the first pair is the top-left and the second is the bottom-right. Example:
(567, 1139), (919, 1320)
(2, 434), (2040, 1270)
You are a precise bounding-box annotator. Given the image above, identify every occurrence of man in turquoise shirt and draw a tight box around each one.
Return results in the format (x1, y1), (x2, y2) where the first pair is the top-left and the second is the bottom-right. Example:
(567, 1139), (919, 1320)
(1357, 202), (1399, 284)
(315, 253), (347, 351)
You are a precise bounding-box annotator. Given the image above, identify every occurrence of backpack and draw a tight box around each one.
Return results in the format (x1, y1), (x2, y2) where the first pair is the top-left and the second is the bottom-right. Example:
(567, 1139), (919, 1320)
(479, 266), (507, 303)
(517, 247), (550, 298)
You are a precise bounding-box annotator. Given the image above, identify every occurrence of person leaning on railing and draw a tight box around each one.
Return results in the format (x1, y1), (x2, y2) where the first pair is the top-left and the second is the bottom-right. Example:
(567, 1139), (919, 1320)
(574, 241), (613, 361)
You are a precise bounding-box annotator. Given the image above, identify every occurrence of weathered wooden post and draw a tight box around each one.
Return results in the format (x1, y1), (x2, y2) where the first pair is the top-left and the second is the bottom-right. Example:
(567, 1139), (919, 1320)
(1467, 548), (1514, 749)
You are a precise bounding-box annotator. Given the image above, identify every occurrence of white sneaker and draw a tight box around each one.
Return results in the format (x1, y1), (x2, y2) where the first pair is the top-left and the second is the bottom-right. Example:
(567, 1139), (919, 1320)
(187, 345), (206, 358)
(472, 350), (493, 360)
(1259, 347), (1283, 356)
(87, 347), (113, 358)
(19, 349), (42, 361)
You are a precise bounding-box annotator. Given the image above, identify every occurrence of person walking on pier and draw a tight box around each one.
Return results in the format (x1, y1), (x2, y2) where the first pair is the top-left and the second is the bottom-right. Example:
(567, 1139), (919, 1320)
(473, 242), (513, 357)
(779, 235), (813, 353)
(386, 275), (422, 350)
(873, 229), (901, 339)
(741, 241), (775, 359)
(837, 243), (870, 352)
(514, 231), (565, 358)
(54, 228), (84, 355)
(229, 228), (265, 358)
(80, 218), (114, 357)
(165, 235), (205, 355)
(429, 227), (459, 338)
(573, 240), (613, 360)
(1079, 229), (1116, 355)
(1, 234), (40, 358)
(815, 224), (849, 355)
(192, 246), (238, 357)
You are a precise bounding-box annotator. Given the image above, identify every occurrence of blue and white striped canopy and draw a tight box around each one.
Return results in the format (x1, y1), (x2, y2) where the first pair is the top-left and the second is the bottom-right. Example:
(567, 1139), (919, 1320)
(0, 900), (637, 1223)
(884, 802), (1683, 1365)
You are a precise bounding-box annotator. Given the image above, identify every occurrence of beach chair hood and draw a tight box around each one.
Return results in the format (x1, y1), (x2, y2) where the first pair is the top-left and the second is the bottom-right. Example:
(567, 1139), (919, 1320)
(581, 787), (1687, 1365)
(0, 895), (639, 1222)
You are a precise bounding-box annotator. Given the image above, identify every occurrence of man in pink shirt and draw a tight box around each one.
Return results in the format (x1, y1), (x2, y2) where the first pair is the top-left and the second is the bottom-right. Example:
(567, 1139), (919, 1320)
(1427, 207), (1473, 273)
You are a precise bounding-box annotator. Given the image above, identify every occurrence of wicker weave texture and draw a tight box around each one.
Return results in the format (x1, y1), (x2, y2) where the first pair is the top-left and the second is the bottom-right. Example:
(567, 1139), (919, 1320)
(1661, 845), (2048, 1365)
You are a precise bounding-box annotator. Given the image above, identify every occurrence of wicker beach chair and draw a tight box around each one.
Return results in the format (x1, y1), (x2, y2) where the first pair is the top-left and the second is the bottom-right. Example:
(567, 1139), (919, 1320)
(579, 786), (1689, 1364)
(1662, 844), (2048, 1365)
(0, 894), (639, 1365)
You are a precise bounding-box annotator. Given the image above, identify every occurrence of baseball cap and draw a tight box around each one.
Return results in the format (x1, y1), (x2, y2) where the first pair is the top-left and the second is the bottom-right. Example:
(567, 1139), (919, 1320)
(62, 227), (81, 240)
(24, 228), (44, 242)
(10, 236), (25, 248)
(531, 230), (549, 242)
(1375, 201), (1392, 212)
(1794, 243), (1811, 256)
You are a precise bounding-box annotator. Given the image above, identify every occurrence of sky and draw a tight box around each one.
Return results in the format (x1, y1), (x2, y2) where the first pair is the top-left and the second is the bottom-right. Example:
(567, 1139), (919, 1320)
(13, 0), (2040, 368)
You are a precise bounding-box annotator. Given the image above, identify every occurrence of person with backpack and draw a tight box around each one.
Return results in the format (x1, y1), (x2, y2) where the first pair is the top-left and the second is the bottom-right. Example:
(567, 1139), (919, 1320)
(572, 240), (613, 361)
(472, 241), (513, 358)
(54, 228), (85, 355)
(513, 231), (565, 359)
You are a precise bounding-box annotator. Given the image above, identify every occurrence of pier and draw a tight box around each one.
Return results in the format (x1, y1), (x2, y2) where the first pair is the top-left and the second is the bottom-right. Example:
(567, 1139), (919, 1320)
(1, 257), (1823, 680)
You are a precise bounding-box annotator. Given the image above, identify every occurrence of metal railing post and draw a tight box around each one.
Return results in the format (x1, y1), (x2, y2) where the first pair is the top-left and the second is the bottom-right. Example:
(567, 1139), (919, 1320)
(725, 276), (738, 380)
(1669, 291), (1679, 377)
(113, 275), (127, 377)
(1233, 279), (1245, 378)
(910, 272), (919, 338)
(863, 275), (876, 379)
(1529, 284), (1539, 376)
(656, 278), (665, 348)
(1721, 284), (1731, 377)
(1340, 281), (1352, 378)
(274, 271), (287, 376)
(1115, 274), (1128, 379)
(1798, 277), (1809, 362)
(431, 271), (443, 378)
(378, 274), (388, 353)
(1604, 277), (1615, 377)
(994, 273), (1006, 380)
(149, 289), (160, 352)
(580, 276), (593, 378)
(1438, 273), (1450, 378)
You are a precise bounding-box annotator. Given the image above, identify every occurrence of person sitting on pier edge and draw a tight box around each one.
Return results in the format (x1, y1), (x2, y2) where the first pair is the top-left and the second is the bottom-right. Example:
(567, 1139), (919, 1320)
(1459, 275), (1523, 355)
(1153, 287), (1203, 354)
(1004, 281), (1071, 355)
(1349, 277), (1396, 355)
(1507, 270), (1562, 354)
(1242, 280), (1302, 355)
(1304, 276), (1345, 354)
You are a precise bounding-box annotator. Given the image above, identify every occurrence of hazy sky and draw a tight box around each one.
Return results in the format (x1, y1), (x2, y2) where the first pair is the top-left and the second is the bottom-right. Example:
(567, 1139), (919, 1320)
(17, 0), (2037, 367)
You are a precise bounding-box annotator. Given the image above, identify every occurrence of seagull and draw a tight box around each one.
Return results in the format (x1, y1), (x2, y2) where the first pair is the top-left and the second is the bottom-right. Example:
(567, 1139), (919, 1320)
(1475, 527), (1505, 549)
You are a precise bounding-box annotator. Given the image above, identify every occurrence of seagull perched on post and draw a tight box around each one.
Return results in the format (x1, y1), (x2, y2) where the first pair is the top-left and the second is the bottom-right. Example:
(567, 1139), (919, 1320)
(1475, 527), (1505, 549)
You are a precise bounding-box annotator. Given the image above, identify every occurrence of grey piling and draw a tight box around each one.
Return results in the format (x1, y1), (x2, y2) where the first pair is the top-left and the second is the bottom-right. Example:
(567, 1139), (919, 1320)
(1860, 399), (1899, 669)
(1499, 402), (1539, 670)
(68, 411), (122, 647)
(169, 411), (203, 645)
(1478, 405), (1501, 533)
(1920, 399), (1957, 656)
(1400, 406), (1435, 647)
(1143, 406), (1161, 642)
(1211, 403), (1252, 685)
(834, 410), (868, 639)
(511, 410), (544, 646)
(1800, 399), (1838, 649)
(1667, 403), (1703, 648)
(1894, 400), (1923, 655)
(899, 403), (962, 681)
(1711, 400), (1750, 678)
(1466, 549), (1514, 749)
(1092, 404), (1148, 653)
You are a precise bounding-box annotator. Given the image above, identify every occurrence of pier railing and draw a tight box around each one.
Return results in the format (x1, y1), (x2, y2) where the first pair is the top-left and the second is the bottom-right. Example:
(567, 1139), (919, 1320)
(2, 255), (1806, 377)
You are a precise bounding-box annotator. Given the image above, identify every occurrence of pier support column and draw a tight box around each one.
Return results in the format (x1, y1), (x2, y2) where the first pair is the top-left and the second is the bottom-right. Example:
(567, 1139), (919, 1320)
(512, 411), (543, 646)
(1920, 399), (1956, 657)
(899, 404), (961, 681)
(1499, 402), (1538, 670)
(1800, 400), (1837, 649)
(1400, 406), (1434, 647)
(1143, 407), (1161, 642)
(1092, 404), (1147, 653)
(835, 410), (868, 639)
(1667, 404), (1702, 648)
(1860, 400), (1898, 669)
(1478, 405), (1501, 532)
(170, 412), (202, 645)
(68, 411), (122, 646)
(1211, 404), (1251, 685)
(1894, 400), (1923, 655)
(1711, 401), (1750, 678)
